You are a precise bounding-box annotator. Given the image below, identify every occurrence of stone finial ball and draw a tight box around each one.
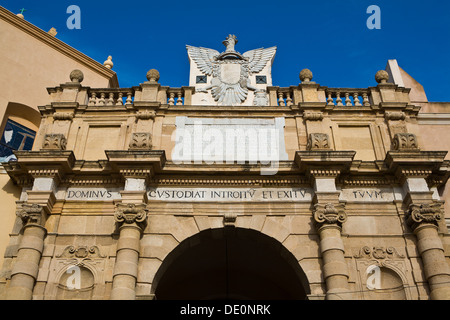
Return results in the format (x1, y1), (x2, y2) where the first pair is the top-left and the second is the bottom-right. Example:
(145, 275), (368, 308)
(375, 70), (389, 84)
(146, 69), (160, 82)
(70, 69), (84, 83)
(300, 69), (313, 82)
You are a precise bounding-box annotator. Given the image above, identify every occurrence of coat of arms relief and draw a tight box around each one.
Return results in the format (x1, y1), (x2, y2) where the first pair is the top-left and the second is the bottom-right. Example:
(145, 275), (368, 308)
(187, 35), (276, 106)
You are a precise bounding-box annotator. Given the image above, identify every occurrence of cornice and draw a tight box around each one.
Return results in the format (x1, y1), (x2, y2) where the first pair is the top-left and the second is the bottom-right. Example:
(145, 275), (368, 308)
(0, 6), (119, 88)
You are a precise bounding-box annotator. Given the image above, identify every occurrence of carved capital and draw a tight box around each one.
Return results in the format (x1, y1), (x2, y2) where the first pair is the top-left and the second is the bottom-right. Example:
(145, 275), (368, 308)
(392, 133), (419, 151)
(129, 133), (152, 150)
(406, 203), (442, 230)
(313, 203), (347, 229)
(115, 203), (148, 229)
(16, 203), (46, 227)
(42, 134), (67, 150)
(307, 133), (330, 150)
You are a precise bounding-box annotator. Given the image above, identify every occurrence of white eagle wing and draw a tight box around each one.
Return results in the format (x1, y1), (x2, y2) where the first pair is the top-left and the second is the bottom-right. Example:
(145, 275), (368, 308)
(243, 46), (277, 74)
(186, 45), (220, 76)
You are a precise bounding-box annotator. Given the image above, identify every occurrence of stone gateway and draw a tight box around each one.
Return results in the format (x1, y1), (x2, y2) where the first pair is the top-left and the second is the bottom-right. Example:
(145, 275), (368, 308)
(0, 33), (449, 301)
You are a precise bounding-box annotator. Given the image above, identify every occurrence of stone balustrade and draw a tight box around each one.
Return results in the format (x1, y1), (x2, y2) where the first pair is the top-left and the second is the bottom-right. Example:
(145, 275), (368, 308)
(325, 88), (371, 107)
(87, 88), (134, 107)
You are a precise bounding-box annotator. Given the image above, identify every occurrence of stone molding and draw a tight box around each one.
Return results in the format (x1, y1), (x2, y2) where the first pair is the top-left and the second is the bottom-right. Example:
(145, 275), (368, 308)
(303, 112), (323, 121)
(385, 112), (406, 121)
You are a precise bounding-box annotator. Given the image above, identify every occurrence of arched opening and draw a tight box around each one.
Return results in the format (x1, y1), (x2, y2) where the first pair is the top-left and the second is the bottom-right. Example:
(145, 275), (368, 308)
(152, 228), (310, 300)
(366, 267), (407, 300)
(0, 102), (41, 162)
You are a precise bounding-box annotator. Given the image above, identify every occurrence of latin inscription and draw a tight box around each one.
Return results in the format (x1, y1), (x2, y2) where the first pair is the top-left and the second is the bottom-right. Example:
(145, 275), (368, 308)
(147, 188), (312, 202)
(64, 188), (122, 200)
(340, 188), (395, 202)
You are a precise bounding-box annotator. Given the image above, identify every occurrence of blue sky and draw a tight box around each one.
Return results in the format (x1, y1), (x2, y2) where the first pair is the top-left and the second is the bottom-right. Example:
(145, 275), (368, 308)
(2, 0), (450, 101)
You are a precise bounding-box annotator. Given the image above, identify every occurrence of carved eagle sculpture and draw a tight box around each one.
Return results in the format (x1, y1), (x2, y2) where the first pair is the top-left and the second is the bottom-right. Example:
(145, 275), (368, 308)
(187, 35), (276, 106)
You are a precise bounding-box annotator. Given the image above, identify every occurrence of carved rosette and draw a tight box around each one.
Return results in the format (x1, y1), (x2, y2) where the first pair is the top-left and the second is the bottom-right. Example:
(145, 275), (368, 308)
(42, 134), (67, 150)
(406, 203), (442, 230)
(392, 133), (419, 151)
(16, 203), (45, 226)
(129, 133), (152, 150)
(114, 203), (148, 229)
(307, 133), (330, 150)
(313, 203), (347, 229)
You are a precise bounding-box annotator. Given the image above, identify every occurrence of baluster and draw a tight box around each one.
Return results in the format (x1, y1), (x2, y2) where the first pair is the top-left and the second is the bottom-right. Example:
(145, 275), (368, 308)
(126, 92), (133, 105)
(336, 92), (343, 106)
(117, 92), (124, 106)
(98, 92), (106, 106)
(107, 93), (115, 106)
(362, 92), (370, 106)
(278, 92), (285, 106)
(353, 93), (362, 106)
(88, 92), (97, 106)
(176, 92), (183, 105)
(327, 92), (335, 106)
(168, 92), (175, 105)
(345, 92), (352, 106)
(286, 92), (292, 106)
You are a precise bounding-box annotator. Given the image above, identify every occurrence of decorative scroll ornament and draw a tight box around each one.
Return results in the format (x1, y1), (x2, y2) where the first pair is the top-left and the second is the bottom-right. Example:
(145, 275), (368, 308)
(129, 132), (152, 150)
(407, 203), (442, 230)
(313, 203), (347, 228)
(42, 134), (67, 150)
(392, 133), (419, 151)
(115, 203), (148, 228)
(307, 133), (330, 150)
(16, 203), (45, 226)
(57, 245), (105, 260)
(187, 34), (276, 106)
(354, 246), (405, 260)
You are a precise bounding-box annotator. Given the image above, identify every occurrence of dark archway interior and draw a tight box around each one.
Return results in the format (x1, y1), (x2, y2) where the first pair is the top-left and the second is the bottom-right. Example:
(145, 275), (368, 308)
(154, 228), (309, 300)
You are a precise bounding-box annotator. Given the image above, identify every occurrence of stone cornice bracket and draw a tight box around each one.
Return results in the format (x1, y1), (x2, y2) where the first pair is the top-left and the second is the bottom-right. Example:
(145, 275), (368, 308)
(313, 203), (347, 231)
(105, 150), (166, 181)
(16, 203), (47, 229)
(406, 203), (442, 231)
(114, 203), (148, 230)
(5, 150), (76, 187)
(384, 150), (448, 185)
(295, 150), (356, 182)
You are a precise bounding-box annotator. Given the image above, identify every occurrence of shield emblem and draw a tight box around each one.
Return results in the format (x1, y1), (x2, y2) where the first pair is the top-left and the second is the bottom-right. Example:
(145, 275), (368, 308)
(220, 63), (241, 84)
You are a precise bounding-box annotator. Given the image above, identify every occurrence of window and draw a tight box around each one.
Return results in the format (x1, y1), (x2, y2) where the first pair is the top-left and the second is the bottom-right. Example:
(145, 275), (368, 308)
(256, 76), (267, 84)
(0, 119), (36, 162)
(196, 75), (207, 84)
